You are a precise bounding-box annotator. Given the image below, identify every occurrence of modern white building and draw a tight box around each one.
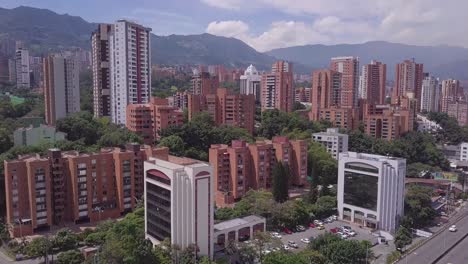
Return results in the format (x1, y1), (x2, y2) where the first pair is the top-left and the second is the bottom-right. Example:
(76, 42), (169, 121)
(43, 55), (80, 125)
(420, 74), (440, 112)
(312, 128), (348, 159)
(416, 114), (441, 133)
(109, 20), (151, 124)
(15, 48), (30, 89)
(214, 215), (265, 251)
(460, 143), (468, 161)
(144, 156), (214, 258)
(240, 64), (261, 102)
(338, 152), (406, 233)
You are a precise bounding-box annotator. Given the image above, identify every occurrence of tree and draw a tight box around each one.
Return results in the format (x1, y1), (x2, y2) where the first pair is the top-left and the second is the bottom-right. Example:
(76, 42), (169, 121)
(57, 250), (84, 264)
(263, 251), (309, 264)
(394, 226), (412, 251)
(292, 101), (306, 111)
(158, 135), (186, 156)
(309, 233), (373, 264)
(308, 141), (337, 186)
(24, 237), (50, 260)
(53, 228), (78, 251)
(314, 195), (337, 218)
(404, 185), (437, 228)
(0, 128), (13, 153)
(272, 162), (290, 203)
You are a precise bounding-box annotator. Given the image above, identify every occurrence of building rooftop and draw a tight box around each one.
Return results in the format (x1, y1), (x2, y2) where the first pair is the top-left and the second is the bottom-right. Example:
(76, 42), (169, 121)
(341, 152), (405, 162)
(214, 215), (265, 232)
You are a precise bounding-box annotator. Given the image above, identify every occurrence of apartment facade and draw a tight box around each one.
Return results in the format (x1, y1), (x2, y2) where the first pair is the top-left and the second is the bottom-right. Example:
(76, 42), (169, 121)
(209, 137), (308, 207)
(240, 64), (261, 102)
(91, 24), (113, 118)
(188, 88), (255, 134)
(447, 101), (468, 126)
(260, 61), (294, 112)
(394, 59), (424, 110)
(310, 106), (359, 130)
(15, 48), (30, 89)
(126, 97), (184, 144)
(109, 20), (152, 124)
(295, 87), (311, 103)
(4, 144), (168, 237)
(144, 156), (214, 258)
(441, 79), (461, 113)
(338, 152), (406, 233)
(191, 70), (219, 95)
(310, 69), (342, 120)
(359, 60), (386, 104)
(330, 57), (359, 108)
(43, 55), (80, 125)
(312, 128), (349, 160)
(420, 74), (440, 112)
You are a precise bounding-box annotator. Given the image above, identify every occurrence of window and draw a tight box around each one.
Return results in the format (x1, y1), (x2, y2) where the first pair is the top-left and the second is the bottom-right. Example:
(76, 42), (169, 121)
(343, 171), (378, 211)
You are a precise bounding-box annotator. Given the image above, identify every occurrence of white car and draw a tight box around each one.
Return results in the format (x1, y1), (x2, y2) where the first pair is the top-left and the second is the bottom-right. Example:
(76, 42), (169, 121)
(282, 245), (291, 250)
(288, 241), (299, 248)
(301, 238), (310, 244)
(271, 232), (282, 238)
(314, 220), (324, 225)
(262, 249), (271, 255)
(449, 225), (457, 232)
(344, 229), (356, 237)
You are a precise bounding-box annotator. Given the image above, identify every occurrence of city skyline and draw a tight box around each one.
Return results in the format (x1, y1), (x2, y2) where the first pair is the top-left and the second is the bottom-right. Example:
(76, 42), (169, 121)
(1, 1), (468, 52)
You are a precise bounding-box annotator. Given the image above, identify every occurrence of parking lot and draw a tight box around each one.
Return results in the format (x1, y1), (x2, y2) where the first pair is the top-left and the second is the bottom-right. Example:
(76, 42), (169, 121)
(275, 220), (379, 251)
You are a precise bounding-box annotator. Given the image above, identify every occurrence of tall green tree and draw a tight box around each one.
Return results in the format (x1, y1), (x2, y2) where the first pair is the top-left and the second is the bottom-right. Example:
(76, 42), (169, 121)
(394, 226), (412, 251)
(404, 185), (437, 228)
(56, 250), (84, 264)
(272, 162), (290, 203)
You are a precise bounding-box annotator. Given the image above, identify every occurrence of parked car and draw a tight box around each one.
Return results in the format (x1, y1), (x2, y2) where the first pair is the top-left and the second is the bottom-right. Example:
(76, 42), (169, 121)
(271, 232), (282, 238)
(300, 238), (310, 244)
(283, 227), (293, 234)
(317, 225), (325, 230)
(282, 244), (291, 250)
(288, 241), (299, 248)
(309, 223), (316, 228)
(262, 249), (271, 255)
(314, 220), (323, 225)
(330, 228), (338, 233)
(342, 226), (352, 231)
(331, 215), (338, 220)
(296, 225), (306, 232)
(344, 229), (356, 236)
(449, 225), (457, 232)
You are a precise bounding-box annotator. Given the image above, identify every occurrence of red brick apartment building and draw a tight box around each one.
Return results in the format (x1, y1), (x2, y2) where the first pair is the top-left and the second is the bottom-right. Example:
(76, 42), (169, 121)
(209, 137), (307, 207)
(4, 144), (168, 237)
(126, 97), (184, 144)
(188, 88), (255, 134)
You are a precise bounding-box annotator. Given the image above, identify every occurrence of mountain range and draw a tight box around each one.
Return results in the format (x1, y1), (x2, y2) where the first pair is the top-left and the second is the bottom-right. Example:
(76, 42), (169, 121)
(1, 6), (468, 79)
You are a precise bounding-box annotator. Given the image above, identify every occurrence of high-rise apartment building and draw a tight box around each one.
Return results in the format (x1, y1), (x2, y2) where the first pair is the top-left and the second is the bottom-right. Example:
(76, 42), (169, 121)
(167, 91), (189, 109)
(359, 60), (386, 104)
(330, 57), (359, 108)
(5, 144), (168, 237)
(295, 87), (311, 103)
(15, 48), (30, 89)
(261, 61), (294, 112)
(126, 97), (184, 144)
(191, 70), (219, 95)
(188, 88), (255, 134)
(441, 79), (460, 113)
(91, 24), (113, 118)
(338, 152), (406, 232)
(144, 155), (214, 258)
(210, 137), (308, 207)
(310, 69), (342, 120)
(240, 64), (261, 102)
(312, 128), (349, 160)
(394, 59), (424, 110)
(109, 20), (152, 124)
(43, 55), (80, 125)
(420, 74), (440, 112)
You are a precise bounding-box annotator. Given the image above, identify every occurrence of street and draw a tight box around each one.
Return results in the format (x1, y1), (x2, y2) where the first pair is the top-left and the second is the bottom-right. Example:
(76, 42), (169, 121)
(398, 205), (468, 264)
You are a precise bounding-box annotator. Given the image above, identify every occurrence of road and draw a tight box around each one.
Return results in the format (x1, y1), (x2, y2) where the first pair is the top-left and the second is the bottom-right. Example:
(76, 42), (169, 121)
(435, 234), (468, 264)
(398, 205), (468, 264)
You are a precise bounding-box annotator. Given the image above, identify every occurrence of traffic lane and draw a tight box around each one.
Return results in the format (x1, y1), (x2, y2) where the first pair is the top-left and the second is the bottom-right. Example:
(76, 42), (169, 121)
(398, 208), (468, 264)
(277, 220), (376, 251)
(436, 234), (468, 264)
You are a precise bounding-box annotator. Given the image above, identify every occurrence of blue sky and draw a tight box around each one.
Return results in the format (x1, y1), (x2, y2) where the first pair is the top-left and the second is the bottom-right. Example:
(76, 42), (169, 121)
(1, 0), (467, 52)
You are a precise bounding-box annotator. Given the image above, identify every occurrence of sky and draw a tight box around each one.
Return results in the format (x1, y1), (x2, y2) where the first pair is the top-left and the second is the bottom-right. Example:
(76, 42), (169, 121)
(1, 0), (467, 52)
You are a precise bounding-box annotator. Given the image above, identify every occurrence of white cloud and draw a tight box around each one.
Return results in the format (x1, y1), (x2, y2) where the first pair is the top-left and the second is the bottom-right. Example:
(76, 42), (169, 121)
(200, 0), (245, 10)
(206, 21), (250, 38)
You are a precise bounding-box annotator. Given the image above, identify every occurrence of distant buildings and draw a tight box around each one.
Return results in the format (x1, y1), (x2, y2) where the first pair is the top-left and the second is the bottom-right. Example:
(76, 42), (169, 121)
(447, 101), (468, 126)
(312, 128), (349, 160)
(261, 61), (294, 112)
(441, 79), (461, 113)
(460, 142), (468, 161)
(188, 88), (255, 134)
(338, 152), (406, 233)
(109, 20), (152, 124)
(359, 60), (386, 104)
(5, 144), (168, 237)
(126, 97), (184, 144)
(209, 137), (308, 207)
(167, 91), (189, 109)
(144, 155), (213, 258)
(43, 55), (80, 125)
(13, 125), (66, 147)
(91, 24), (113, 118)
(240, 64), (261, 102)
(15, 47), (30, 89)
(295, 87), (311, 103)
(330, 57), (360, 108)
(310, 69), (342, 121)
(420, 74), (440, 112)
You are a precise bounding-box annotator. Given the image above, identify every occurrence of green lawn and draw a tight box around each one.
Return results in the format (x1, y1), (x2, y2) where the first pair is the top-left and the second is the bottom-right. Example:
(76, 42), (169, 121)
(9, 95), (25, 105)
